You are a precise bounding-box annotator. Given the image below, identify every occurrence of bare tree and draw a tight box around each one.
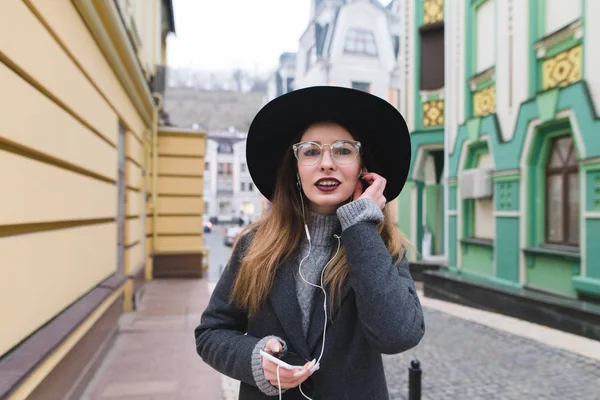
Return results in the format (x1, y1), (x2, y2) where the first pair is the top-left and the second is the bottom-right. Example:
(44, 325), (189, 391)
(233, 69), (245, 92)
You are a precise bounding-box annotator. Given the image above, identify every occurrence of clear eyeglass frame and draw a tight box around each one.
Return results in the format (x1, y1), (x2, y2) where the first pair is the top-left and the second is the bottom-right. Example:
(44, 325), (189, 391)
(292, 140), (362, 166)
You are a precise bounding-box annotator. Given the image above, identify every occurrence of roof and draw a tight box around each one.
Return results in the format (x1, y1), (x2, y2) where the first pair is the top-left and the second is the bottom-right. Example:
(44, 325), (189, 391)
(164, 0), (176, 34)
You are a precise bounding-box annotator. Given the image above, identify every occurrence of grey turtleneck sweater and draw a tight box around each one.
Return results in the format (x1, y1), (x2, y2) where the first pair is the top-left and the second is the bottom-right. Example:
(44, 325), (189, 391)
(251, 198), (384, 396)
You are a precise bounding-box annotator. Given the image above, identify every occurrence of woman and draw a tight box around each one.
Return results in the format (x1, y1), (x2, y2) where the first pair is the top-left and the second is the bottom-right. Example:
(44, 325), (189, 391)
(195, 86), (425, 399)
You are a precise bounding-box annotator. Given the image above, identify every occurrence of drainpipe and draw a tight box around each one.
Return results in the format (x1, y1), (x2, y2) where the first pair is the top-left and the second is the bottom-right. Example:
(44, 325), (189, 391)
(146, 93), (163, 280)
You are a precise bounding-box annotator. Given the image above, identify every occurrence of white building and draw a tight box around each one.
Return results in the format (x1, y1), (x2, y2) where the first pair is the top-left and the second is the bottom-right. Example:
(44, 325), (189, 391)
(204, 129), (262, 223)
(266, 52), (296, 102)
(294, 0), (401, 103)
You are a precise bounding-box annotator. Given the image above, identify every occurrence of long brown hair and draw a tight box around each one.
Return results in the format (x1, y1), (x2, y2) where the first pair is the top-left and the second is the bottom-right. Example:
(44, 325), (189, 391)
(230, 127), (411, 317)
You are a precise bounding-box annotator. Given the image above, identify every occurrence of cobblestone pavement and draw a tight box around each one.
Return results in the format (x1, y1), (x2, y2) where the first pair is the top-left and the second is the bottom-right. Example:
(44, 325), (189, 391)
(383, 308), (600, 400)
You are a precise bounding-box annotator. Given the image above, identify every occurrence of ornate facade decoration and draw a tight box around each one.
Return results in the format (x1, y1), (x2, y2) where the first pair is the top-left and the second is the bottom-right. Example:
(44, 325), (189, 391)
(423, 100), (444, 127)
(542, 45), (582, 90)
(473, 85), (496, 117)
(423, 0), (443, 25)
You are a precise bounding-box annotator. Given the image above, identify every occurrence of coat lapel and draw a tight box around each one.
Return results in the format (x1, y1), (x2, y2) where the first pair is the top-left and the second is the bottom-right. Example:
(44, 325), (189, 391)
(268, 259), (311, 360)
(306, 278), (353, 356)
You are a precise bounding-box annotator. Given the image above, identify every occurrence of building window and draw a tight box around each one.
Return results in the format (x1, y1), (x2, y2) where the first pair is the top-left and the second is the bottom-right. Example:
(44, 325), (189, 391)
(217, 141), (233, 153)
(351, 81), (370, 92)
(344, 28), (378, 57)
(248, 182), (254, 191)
(218, 162), (224, 175)
(286, 77), (294, 93)
(306, 45), (317, 71)
(219, 201), (231, 215)
(205, 161), (209, 171)
(241, 182), (246, 191)
(544, 0), (581, 36)
(463, 147), (495, 240)
(241, 163), (247, 172)
(545, 135), (579, 246)
(419, 24), (444, 91)
(475, 0), (495, 74)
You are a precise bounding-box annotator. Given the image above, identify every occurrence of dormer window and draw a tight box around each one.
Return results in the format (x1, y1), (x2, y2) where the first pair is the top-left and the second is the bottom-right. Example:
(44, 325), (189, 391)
(344, 28), (378, 57)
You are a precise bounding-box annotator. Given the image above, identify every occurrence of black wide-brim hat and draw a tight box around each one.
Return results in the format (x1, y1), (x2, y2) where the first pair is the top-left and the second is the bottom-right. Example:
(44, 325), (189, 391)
(246, 86), (411, 202)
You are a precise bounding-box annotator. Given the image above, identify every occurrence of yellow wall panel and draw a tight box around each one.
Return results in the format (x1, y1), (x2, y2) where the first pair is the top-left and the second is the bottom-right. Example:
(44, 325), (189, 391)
(126, 160), (142, 188)
(157, 197), (203, 215)
(127, 132), (144, 165)
(125, 241), (145, 274)
(127, 189), (143, 217)
(158, 177), (203, 195)
(0, 0), (118, 145)
(158, 156), (205, 176)
(146, 216), (153, 235)
(127, 0), (161, 77)
(0, 63), (117, 181)
(158, 136), (206, 156)
(126, 218), (144, 246)
(157, 216), (203, 235)
(146, 236), (153, 254)
(0, 223), (116, 357)
(157, 236), (203, 252)
(21, 0), (147, 136)
(0, 152), (116, 225)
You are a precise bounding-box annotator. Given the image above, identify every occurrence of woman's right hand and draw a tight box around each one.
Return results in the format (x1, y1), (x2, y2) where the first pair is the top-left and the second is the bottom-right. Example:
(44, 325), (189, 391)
(262, 338), (318, 389)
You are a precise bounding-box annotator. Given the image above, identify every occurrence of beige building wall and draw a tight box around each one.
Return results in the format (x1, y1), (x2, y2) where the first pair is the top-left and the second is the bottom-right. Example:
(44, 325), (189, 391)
(0, 0), (174, 398)
(115, 0), (169, 77)
(150, 128), (208, 278)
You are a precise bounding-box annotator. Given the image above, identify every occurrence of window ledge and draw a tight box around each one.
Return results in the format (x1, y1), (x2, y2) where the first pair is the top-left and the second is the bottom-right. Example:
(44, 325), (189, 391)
(460, 237), (494, 248)
(522, 246), (580, 261)
(469, 67), (495, 91)
(535, 19), (583, 58)
(420, 88), (444, 102)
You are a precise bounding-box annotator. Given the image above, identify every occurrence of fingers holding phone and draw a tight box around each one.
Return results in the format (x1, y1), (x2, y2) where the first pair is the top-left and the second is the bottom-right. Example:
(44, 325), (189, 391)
(356, 170), (387, 209)
(261, 340), (317, 389)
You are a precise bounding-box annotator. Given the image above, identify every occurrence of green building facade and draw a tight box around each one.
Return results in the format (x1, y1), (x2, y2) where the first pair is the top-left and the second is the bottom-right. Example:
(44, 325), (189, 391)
(398, 0), (600, 304)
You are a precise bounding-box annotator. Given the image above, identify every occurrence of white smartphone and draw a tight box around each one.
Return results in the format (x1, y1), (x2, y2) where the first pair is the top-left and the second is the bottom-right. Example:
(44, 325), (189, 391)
(259, 350), (304, 370)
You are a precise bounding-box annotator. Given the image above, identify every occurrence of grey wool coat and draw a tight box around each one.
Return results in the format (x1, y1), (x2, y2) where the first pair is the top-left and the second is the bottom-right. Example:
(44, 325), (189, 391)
(194, 221), (425, 399)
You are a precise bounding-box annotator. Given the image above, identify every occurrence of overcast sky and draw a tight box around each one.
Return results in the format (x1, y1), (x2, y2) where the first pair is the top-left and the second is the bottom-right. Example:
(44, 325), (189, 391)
(166, 0), (389, 74)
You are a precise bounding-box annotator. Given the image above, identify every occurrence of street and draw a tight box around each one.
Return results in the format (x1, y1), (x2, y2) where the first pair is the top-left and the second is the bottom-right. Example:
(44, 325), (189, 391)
(205, 226), (600, 400)
(205, 224), (236, 283)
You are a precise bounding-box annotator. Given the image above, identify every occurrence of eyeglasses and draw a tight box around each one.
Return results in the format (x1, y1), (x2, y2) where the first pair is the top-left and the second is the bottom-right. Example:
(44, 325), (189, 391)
(292, 140), (362, 166)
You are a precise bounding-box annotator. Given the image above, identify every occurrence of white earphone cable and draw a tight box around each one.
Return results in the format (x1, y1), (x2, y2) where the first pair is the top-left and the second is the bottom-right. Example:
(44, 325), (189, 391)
(291, 185), (341, 399)
(276, 365), (282, 400)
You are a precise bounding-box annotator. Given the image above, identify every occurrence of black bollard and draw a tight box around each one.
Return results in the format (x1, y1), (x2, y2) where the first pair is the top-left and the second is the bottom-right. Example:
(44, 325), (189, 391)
(408, 359), (421, 400)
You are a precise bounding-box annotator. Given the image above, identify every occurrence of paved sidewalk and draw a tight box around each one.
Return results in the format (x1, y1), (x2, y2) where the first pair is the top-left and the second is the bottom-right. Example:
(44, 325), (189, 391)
(81, 278), (600, 400)
(81, 279), (222, 400)
(419, 293), (600, 362)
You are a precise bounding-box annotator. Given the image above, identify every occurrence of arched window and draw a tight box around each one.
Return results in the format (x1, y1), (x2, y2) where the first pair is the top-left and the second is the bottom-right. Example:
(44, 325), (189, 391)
(545, 135), (579, 246)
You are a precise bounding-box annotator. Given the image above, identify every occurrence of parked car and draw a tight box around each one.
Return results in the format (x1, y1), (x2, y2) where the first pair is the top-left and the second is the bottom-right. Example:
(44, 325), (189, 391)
(224, 226), (243, 247)
(203, 216), (212, 233)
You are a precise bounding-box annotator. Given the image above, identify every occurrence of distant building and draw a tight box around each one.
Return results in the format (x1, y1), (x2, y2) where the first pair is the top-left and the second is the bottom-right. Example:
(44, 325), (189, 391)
(204, 129), (262, 223)
(265, 52), (297, 102)
(294, 0), (401, 103)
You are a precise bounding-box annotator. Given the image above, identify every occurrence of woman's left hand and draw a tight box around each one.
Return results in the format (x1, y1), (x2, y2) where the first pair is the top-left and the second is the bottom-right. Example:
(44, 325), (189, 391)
(353, 172), (386, 209)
